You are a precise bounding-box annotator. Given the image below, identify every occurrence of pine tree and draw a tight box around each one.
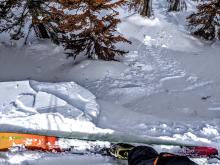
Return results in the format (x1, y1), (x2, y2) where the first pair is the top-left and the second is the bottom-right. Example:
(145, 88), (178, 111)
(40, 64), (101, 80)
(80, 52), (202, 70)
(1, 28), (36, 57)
(187, 0), (220, 40)
(50, 0), (131, 60)
(128, 0), (153, 17)
(0, 0), (130, 61)
(0, 0), (59, 42)
(168, 0), (187, 12)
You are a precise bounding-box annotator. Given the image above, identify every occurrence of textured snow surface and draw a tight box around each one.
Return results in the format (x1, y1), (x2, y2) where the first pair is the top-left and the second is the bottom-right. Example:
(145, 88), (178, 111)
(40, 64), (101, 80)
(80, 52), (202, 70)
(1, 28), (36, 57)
(1, 0), (220, 164)
(0, 81), (111, 134)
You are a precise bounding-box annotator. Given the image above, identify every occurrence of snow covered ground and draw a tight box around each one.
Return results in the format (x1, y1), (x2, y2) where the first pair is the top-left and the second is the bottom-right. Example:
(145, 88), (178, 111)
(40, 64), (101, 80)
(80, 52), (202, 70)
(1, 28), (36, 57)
(0, 0), (220, 164)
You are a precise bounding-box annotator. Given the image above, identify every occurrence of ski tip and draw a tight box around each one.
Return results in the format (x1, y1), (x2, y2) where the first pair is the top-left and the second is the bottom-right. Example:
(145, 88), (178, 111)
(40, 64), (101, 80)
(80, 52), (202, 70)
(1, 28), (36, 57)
(183, 146), (218, 157)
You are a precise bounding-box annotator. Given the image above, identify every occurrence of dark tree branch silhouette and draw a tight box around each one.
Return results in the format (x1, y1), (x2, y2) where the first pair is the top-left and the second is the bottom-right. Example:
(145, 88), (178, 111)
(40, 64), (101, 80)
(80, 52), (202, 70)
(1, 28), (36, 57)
(187, 0), (220, 40)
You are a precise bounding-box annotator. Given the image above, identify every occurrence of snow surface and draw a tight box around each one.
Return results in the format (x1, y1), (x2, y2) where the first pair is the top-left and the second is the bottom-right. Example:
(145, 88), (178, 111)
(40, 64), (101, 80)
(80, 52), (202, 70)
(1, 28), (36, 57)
(1, 0), (220, 164)
(0, 81), (113, 134)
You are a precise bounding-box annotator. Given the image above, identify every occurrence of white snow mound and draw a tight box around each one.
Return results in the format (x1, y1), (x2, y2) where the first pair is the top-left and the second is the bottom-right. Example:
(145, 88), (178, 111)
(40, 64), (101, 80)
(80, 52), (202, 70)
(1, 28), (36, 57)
(0, 81), (110, 134)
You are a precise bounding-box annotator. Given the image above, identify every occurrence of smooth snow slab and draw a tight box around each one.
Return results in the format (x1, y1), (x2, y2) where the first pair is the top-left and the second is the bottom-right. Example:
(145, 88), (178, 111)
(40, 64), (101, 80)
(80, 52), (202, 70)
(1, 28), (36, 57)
(0, 80), (107, 134)
(66, 60), (128, 83)
(0, 42), (127, 83)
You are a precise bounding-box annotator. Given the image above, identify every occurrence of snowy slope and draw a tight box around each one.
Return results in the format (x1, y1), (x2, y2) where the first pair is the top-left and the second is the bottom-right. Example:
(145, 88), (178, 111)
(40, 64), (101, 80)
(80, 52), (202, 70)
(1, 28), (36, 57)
(0, 0), (220, 164)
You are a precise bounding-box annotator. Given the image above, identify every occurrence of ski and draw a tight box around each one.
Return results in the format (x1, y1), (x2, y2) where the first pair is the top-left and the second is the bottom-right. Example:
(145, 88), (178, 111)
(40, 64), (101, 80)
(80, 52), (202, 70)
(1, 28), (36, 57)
(0, 127), (207, 147)
(0, 132), (219, 160)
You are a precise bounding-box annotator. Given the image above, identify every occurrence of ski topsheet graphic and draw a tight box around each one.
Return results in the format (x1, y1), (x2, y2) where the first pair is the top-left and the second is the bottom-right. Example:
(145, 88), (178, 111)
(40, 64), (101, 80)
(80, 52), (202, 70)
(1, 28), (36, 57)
(0, 132), (219, 160)
(0, 132), (60, 152)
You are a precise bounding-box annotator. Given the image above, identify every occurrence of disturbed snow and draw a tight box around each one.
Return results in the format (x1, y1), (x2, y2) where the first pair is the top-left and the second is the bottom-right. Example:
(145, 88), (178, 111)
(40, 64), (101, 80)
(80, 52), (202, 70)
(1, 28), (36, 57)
(0, 0), (220, 164)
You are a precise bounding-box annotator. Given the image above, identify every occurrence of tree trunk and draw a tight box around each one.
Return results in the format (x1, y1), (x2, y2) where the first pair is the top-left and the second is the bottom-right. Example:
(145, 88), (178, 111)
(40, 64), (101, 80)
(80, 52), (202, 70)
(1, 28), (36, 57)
(34, 24), (50, 39)
(168, 0), (186, 11)
(28, 0), (50, 39)
(141, 0), (152, 17)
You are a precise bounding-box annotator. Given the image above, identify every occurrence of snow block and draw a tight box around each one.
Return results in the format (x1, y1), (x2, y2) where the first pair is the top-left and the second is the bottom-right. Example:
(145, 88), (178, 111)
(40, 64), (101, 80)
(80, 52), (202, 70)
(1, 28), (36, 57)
(29, 80), (100, 122)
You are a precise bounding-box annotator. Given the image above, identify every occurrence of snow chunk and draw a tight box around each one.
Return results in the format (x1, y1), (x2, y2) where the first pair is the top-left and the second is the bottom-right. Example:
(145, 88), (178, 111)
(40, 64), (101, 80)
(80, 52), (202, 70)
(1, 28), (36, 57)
(14, 98), (38, 114)
(35, 92), (84, 119)
(0, 113), (112, 134)
(8, 152), (41, 165)
(201, 125), (219, 137)
(0, 81), (37, 117)
(174, 132), (211, 144)
(0, 81), (100, 122)
(0, 81), (110, 138)
(127, 14), (161, 27)
(0, 81), (36, 108)
(30, 80), (100, 122)
(144, 35), (154, 46)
